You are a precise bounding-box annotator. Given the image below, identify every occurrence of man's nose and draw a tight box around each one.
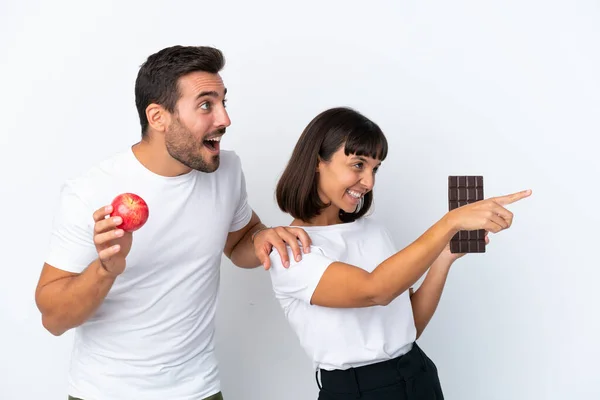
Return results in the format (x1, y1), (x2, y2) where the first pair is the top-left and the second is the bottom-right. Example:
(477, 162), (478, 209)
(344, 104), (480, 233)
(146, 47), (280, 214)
(215, 106), (231, 129)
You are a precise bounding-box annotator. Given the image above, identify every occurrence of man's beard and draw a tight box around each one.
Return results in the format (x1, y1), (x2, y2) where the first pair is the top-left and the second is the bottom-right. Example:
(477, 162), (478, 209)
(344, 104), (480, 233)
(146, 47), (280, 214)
(165, 120), (222, 173)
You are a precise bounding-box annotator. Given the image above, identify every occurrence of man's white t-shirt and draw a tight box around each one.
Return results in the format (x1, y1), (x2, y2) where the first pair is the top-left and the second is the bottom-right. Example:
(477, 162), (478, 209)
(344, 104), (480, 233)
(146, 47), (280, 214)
(45, 147), (252, 400)
(269, 217), (417, 371)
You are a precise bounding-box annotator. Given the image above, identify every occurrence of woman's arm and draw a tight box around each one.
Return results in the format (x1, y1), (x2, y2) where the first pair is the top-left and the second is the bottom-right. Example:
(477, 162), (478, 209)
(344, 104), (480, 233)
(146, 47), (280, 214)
(310, 214), (456, 307)
(410, 232), (488, 338)
(409, 251), (454, 339)
(309, 190), (529, 308)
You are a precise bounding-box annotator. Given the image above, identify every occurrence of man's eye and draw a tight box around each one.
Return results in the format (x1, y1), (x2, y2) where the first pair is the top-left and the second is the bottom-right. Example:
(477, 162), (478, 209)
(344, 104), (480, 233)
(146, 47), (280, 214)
(200, 102), (210, 110)
(223, 99), (228, 108)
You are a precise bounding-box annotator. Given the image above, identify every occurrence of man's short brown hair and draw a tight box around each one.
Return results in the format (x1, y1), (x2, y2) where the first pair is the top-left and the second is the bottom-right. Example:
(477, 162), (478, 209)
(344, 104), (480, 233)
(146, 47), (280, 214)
(135, 45), (225, 136)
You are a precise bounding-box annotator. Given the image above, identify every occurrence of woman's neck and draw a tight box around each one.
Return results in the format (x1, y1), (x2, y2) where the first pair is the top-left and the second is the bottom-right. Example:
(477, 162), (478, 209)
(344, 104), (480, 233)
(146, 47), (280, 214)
(292, 206), (343, 227)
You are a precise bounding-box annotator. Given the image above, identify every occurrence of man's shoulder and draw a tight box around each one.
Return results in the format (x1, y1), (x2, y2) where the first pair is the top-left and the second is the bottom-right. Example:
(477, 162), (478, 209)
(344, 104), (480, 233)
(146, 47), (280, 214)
(66, 149), (130, 179)
(211, 149), (245, 183)
(57, 150), (132, 204)
(217, 149), (242, 169)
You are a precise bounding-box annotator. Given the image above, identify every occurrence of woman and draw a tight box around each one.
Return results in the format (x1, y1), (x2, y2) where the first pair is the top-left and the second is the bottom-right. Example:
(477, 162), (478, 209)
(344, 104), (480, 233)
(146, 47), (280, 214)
(265, 107), (531, 399)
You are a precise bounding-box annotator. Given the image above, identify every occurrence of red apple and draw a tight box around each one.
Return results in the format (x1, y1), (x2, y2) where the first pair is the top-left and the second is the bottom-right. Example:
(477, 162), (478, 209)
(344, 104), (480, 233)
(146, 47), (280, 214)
(110, 193), (149, 232)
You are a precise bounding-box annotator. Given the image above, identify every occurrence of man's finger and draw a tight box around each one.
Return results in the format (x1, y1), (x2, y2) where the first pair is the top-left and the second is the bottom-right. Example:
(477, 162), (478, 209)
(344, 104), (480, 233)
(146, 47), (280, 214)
(94, 229), (124, 246)
(94, 216), (122, 234)
(277, 229), (302, 262)
(256, 246), (271, 270)
(98, 244), (120, 261)
(287, 238), (302, 262)
(493, 189), (532, 206)
(93, 205), (113, 222)
(289, 227), (311, 253)
(271, 238), (290, 268)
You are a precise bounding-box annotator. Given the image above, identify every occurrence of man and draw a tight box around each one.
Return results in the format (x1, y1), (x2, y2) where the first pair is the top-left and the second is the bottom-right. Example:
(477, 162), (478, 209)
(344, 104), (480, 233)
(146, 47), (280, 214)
(34, 45), (311, 400)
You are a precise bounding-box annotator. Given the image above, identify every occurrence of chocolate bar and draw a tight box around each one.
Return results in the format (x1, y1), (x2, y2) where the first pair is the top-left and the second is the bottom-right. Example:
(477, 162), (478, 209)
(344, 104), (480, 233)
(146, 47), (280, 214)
(448, 176), (486, 253)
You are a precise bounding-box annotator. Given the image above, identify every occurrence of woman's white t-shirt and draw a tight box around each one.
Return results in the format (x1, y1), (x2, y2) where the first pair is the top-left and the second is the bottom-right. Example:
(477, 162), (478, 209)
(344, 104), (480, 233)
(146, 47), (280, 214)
(268, 217), (417, 371)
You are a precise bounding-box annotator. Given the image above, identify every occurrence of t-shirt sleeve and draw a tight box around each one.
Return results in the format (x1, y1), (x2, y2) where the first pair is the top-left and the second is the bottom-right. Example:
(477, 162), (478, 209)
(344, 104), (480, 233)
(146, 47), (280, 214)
(269, 246), (334, 304)
(229, 157), (253, 232)
(45, 181), (97, 274)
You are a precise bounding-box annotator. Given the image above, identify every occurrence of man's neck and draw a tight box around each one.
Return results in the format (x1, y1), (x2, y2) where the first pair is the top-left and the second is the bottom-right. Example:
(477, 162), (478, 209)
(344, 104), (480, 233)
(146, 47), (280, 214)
(131, 139), (192, 178)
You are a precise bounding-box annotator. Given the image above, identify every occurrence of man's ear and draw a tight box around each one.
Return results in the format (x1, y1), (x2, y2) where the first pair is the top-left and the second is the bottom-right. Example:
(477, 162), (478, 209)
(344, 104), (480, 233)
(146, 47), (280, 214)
(146, 103), (170, 133)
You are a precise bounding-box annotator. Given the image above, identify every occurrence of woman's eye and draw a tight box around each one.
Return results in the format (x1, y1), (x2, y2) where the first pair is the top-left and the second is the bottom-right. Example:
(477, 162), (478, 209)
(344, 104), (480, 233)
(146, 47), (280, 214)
(353, 163), (364, 170)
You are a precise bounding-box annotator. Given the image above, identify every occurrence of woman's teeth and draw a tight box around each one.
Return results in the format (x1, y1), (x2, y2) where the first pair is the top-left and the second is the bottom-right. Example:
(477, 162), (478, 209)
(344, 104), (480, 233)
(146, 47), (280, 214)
(346, 190), (362, 199)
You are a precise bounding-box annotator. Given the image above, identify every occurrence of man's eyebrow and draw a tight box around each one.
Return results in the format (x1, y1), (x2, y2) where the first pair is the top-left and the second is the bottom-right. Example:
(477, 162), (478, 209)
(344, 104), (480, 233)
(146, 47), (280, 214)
(195, 87), (227, 100)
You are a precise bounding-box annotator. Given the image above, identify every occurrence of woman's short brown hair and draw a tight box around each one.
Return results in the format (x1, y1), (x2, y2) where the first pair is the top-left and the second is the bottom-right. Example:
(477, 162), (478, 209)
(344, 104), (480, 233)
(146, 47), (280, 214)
(276, 107), (388, 223)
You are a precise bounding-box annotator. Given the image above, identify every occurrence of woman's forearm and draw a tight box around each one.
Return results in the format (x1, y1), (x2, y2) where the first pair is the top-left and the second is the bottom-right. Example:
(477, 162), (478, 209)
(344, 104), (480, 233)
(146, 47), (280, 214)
(311, 214), (458, 308)
(410, 256), (453, 338)
(367, 215), (457, 305)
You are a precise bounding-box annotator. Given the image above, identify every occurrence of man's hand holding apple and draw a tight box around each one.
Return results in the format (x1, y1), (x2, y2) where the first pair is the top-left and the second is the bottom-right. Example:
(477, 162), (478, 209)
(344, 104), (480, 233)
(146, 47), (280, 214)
(92, 193), (149, 277)
(92, 205), (133, 277)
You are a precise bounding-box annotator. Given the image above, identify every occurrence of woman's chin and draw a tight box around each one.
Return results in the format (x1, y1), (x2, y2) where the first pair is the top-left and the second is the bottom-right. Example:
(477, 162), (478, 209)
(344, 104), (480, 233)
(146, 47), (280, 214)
(340, 205), (358, 214)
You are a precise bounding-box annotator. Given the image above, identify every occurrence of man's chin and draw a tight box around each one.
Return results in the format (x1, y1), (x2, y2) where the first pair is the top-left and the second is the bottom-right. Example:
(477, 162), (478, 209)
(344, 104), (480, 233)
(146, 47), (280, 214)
(199, 155), (220, 173)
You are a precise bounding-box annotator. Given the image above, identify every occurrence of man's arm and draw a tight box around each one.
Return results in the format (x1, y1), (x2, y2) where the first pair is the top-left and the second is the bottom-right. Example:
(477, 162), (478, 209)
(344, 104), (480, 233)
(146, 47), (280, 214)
(223, 210), (313, 270)
(36, 200), (133, 336)
(35, 260), (117, 336)
(223, 211), (265, 268)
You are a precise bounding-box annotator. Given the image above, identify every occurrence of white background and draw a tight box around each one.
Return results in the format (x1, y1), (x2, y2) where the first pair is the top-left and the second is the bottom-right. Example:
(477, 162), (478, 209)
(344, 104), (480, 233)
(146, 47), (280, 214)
(1, 1), (599, 399)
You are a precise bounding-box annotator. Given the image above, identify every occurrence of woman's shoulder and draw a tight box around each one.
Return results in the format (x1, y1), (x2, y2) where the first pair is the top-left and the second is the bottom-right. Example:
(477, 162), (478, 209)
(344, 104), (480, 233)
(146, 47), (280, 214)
(267, 216), (397, 273)
(302, 216), (392, 251)
(286, 216), (390, 243)
(357, 215), (388, 230)
(348, 215), (392, 239)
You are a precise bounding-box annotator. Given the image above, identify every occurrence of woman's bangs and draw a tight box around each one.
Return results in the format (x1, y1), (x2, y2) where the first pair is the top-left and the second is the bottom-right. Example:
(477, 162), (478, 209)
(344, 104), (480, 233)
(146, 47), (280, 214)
(343, 125), (388, 161)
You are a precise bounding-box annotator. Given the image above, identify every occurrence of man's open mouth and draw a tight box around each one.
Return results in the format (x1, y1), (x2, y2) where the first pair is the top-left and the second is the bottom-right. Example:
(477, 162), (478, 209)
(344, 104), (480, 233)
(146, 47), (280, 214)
(203, 136), (221, 152)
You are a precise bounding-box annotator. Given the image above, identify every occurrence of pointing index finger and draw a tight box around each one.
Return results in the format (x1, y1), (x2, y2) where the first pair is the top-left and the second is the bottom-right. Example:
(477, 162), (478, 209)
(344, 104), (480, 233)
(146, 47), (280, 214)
(493, 189), (532, 206)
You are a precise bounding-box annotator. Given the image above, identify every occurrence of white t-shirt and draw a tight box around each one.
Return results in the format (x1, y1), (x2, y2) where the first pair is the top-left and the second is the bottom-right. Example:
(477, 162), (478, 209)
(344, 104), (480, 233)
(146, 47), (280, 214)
(45, 147), (252, 400)
(268, 217), (417, 371)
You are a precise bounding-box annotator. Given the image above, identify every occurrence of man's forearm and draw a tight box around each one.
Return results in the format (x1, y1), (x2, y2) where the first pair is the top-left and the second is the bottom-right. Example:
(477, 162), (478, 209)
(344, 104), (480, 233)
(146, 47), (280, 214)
(37, 259), (117, 336)
(229, 222), (266, 268)
(410, 256), (453, 339)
